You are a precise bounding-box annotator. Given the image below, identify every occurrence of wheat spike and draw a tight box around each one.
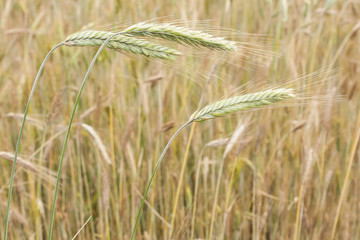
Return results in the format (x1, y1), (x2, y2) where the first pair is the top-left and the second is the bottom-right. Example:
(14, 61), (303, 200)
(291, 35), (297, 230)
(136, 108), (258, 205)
(130, 87), (295, 239)
(64, 30), (181, 60)
(189, 88), (295, 122)
(123, 22), (237, 51)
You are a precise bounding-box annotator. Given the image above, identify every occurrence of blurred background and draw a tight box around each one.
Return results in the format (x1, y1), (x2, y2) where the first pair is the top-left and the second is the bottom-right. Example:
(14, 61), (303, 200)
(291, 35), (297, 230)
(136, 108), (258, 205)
(1, 0), (359, 239)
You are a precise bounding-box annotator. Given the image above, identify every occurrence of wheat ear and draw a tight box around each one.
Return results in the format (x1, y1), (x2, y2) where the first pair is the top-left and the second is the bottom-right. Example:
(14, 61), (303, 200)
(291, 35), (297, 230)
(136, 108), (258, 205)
(123, 22), (238, 51)
(130, 88), (294, 239)
(48, 28), (185, 238)
(189, 88), (295, 122)
(64, 30), (181, 60)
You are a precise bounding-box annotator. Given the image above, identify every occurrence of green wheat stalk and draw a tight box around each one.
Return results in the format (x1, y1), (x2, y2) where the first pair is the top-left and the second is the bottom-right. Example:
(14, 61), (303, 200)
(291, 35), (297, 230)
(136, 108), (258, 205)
(3, 42), (64, 240)
(48, 23), (238, 239)
(47, 30), (183, 238)
(130, 87), (295, 239)
(4, 27), (182, 240)
(4, 22), (239, 239)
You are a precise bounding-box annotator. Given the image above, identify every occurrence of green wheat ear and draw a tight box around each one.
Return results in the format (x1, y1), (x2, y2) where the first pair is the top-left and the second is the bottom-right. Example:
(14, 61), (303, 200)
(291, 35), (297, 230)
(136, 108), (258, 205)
(130, 87), (295, 239)
(64, 30), (182, 60)
(6, 21), (241, 240)
(189, 88), (295, 122)
(123, 22), (238, 51)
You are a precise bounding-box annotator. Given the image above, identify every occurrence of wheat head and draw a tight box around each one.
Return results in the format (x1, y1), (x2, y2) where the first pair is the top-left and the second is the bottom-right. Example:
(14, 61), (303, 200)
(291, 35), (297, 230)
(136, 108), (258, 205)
(123, 22), (238, 51)
(64, 30), (181, 60)
(189, 88), (295, 122)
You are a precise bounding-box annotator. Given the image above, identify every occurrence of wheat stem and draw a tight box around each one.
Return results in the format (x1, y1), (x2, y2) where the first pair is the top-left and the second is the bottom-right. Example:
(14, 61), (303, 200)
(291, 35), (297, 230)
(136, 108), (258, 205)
(47, 32), (123, 239)
(4, 42), (63, 240)
(130, 121), (192, 240)
(168, 123), (196, 239)
(132, 87), (295, 239)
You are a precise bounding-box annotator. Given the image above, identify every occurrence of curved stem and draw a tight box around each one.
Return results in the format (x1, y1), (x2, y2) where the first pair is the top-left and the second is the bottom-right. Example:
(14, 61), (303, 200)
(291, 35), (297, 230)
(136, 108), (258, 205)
(47, 32), (124, 239)
(130, 121), (192, 240)
(4, 42), (63, 240)
(50, 27), (183, 237)
(169, 123), (195, 239)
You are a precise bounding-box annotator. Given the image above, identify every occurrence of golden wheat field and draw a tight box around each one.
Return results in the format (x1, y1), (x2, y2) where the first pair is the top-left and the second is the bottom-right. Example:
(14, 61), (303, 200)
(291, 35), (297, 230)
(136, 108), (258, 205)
(1, 0), (360, 239)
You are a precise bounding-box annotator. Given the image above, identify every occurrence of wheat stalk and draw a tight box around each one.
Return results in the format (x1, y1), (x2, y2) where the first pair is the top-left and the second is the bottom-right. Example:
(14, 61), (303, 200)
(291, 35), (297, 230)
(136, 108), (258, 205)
(5, 22), (239, 239)
(6, 27), (182, 237)
(130, 87), (295, 239)
(189, 88), (295, 122)
(51, 25), (229, 238)
(3, 42), (64, 240)
(123, 22), (238, 51)
(64, 30), (181, 60)
(5, 21), (277, 239)
(47, 33), (124, 239)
